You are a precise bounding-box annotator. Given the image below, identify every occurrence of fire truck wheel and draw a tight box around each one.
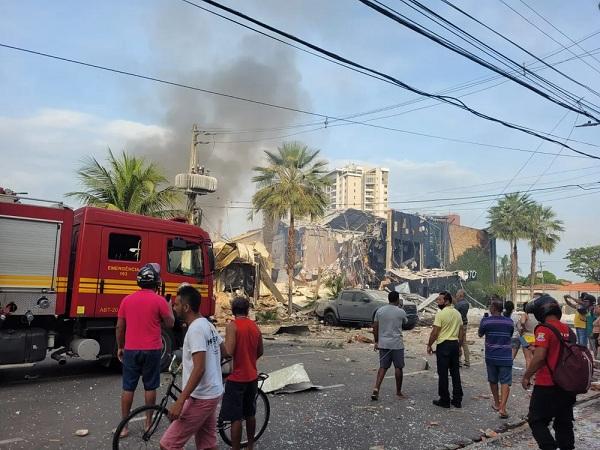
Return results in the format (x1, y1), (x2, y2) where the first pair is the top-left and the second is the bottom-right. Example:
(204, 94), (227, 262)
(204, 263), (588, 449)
(160, 328), (176, 373)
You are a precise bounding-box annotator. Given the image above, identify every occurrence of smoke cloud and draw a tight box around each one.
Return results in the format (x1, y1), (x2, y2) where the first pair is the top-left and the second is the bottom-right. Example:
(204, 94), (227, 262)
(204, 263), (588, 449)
(126, 5), (312, 236)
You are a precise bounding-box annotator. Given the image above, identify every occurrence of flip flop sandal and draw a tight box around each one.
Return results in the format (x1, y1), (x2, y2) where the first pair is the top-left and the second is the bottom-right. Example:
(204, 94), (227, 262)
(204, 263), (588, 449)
(371, 389), (379, 401)
(499, 412), (509, 419)
(491, 404), (499, 412)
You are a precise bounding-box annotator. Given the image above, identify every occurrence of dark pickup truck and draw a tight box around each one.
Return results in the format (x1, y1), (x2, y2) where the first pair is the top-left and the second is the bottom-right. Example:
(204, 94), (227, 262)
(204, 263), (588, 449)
(315, 289), (418, 330)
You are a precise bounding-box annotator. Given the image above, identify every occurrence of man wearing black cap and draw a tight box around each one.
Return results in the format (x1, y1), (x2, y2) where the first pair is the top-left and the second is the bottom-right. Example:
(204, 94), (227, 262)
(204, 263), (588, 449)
(522, 295), (576, 450)
(116, 263), (175, 437)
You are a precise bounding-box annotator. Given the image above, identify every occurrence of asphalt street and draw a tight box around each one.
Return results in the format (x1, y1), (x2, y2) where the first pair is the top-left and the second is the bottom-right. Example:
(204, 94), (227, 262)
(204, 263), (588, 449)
(0, 327), (597, 449)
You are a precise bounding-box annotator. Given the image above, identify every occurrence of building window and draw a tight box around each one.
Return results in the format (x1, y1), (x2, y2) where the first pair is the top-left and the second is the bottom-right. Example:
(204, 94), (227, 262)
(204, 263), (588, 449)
(108, 233), (142, 261)
(167, 239), (204, 278)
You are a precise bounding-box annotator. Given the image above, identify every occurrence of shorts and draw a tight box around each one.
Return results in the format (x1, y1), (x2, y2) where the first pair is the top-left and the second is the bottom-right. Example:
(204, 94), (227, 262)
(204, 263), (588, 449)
(220, 380), (258, 422)
(379, 348), (405, 369)
(159, 396), (220, 450)
(511, 337), (521, 350)
(486, 363), (512, 385)
(122, 349), (161, 391)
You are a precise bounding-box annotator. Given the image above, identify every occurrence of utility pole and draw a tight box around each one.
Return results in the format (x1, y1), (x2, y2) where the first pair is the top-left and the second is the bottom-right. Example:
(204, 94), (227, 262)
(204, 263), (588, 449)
(175, 124), (217, 226)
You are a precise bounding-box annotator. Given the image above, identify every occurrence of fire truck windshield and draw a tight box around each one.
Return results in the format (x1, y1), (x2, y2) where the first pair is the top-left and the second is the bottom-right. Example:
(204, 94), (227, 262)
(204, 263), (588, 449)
(167, 239), (203, 278)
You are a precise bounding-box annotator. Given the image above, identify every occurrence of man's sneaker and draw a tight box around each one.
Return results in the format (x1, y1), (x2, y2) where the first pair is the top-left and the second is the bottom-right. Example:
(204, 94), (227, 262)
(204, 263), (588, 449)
(451, 399), (462, 408)
(432, 399), (450, 408)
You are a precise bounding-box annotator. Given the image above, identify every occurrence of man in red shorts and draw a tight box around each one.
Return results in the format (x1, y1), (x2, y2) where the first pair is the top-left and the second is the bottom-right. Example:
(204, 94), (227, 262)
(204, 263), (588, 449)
(522, 295), (576, 450)
(221, 297), (264, 450)
(160, 285), (225, 450)
(117, 263), (174, 437)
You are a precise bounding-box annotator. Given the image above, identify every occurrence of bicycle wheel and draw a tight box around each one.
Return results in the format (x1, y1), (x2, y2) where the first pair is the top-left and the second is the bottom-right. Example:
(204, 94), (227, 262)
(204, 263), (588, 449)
(219, 389), (270, 447)
(112, 405), (170, 449)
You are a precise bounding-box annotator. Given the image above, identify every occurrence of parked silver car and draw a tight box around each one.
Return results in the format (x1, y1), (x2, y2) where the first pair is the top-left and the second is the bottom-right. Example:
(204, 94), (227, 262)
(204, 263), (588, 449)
(315, 289), (418, 330)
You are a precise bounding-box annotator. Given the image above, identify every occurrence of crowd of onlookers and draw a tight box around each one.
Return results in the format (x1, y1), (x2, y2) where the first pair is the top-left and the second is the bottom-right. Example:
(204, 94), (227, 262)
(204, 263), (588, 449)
(373, 288), (594, 450)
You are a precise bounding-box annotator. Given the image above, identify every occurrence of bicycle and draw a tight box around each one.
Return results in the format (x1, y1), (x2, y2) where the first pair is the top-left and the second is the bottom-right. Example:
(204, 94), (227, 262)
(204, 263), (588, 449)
(112, 354), (270, 449)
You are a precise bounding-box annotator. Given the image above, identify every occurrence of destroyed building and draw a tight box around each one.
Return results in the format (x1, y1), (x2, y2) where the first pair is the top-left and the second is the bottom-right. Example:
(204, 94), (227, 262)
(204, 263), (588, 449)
(229, 208), (495, 298)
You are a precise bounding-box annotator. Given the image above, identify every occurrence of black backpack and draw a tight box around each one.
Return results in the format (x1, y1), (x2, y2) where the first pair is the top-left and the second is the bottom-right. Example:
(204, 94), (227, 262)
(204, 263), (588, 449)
(538, 323), (594, 394)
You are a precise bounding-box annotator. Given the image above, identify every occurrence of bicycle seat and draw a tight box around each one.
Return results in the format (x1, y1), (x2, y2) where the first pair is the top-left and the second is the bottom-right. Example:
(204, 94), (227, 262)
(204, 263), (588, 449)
(258, 372), (269, 381)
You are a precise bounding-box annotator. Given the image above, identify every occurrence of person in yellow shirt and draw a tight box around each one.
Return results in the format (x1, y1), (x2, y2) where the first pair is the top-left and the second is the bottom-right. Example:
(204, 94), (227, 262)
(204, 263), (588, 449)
(427, 291), (465, 409)
(564, 293), (592, 346)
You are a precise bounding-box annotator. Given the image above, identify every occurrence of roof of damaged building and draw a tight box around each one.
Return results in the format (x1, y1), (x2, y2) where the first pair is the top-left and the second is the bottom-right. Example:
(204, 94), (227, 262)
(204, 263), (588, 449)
(213, 241), (270, 270)
(321, 208), (383, 232)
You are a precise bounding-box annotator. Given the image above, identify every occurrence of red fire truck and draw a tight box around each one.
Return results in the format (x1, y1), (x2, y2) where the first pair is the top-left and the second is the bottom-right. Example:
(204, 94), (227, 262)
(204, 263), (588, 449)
(0, 196), (215, 370)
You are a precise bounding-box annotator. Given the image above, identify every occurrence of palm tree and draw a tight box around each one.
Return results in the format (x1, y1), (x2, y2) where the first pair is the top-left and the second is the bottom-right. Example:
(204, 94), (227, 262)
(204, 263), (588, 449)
(67, 150), (179, 218)
(497, 254), (511, 294)
(526, 204), (564, 297)
(251, 142), (330, 314)
(488, 193), (534, 302)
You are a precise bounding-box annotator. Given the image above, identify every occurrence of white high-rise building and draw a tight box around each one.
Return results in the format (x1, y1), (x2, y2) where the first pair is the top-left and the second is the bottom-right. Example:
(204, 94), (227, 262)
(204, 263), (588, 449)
(325, 164), (389, 218)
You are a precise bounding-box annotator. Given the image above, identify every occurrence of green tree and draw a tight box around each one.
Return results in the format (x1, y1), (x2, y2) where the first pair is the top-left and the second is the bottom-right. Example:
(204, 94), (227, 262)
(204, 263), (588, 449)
(488, 193), (534, 302)
(520, 270), (560, 286)
(67, 149), (178, 218)
(251, 142), (330, 314)
(525, 204), (564, 297)
(565, 245), (600, 282)
(448, 247), (492, 285)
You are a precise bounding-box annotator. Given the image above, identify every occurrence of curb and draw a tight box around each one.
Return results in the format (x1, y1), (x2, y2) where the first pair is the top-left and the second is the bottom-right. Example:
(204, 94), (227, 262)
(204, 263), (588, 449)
(461, 392), (600, 448)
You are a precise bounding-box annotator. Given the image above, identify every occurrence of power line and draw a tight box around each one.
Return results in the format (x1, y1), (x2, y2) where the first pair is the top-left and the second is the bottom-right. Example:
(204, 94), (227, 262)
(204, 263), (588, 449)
(359, 0), (600, 120)
(183, 0), (600, 159)
(198, 186), (600, 213)
(526, 113), (580, 192)
(499, 0), (600, 76)
(518, 0), (600, 69)
(469, 110), (571, 226)
(229, 180), (600, 206)
(2, 42), (596, 161)
(205, 45), (600, 139)
(439, 0), (600, 103)
(401, 0), (600, 115)
(412, 163), (600, 196)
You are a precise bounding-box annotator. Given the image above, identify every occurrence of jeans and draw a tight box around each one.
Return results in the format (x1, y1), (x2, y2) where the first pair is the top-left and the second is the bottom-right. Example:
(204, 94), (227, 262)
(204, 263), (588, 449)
(460, 325), (470, 364)
(528, 385), (576, 450)
(436, 340), (463, 404)
(575, 327), (588, 346)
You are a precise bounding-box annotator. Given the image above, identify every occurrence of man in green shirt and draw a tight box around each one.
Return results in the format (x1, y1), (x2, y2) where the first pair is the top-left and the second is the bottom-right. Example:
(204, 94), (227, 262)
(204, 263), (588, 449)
(427, 291), (465, 408)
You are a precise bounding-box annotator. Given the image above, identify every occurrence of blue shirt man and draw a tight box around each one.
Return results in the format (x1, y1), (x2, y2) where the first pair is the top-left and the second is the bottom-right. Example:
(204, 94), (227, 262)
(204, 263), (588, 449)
(478, 300), (514, 419)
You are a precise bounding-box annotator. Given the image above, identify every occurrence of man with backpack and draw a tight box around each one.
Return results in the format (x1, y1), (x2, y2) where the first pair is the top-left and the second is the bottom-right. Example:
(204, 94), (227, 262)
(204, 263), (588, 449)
(522, 294), (594, 450)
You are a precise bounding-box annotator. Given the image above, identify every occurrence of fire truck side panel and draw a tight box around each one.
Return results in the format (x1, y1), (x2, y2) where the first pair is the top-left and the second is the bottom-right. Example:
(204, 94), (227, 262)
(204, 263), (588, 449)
(72, 207), (214, 319)
(93, 227), (149, 317)
(0, 202), (72, 318)
(69, 212), (103, 319)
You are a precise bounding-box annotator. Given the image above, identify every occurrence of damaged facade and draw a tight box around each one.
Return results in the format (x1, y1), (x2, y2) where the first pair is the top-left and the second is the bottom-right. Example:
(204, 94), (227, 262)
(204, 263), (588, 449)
(231, 208), (495, 297)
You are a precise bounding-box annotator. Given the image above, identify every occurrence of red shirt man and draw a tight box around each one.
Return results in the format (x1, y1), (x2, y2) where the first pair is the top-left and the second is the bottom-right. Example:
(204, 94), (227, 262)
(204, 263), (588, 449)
(221, 297), (263, 450)
(521, 295), (576, 450)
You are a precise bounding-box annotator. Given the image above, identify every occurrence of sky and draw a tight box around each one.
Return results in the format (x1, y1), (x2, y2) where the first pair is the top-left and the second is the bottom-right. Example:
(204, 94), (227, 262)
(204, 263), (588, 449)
(2, 0), (600, 280)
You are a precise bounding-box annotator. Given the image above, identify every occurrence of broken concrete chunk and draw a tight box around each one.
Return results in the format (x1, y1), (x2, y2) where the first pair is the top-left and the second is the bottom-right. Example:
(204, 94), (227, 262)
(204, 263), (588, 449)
(75, 429), (89, 437)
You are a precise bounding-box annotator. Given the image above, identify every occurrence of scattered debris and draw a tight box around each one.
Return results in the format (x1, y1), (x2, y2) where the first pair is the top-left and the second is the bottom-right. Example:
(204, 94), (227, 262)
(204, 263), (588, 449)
(261, 363), (328, 394)
(273, 325), (311, 336)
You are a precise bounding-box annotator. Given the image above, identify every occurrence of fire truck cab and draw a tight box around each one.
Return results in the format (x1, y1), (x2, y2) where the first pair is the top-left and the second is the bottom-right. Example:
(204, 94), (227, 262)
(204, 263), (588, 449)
(0, 198), (215, 370)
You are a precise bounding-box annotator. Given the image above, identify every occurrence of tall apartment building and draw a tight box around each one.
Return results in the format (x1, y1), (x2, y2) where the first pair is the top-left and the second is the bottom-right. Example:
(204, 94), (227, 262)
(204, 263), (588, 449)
(325, 164), (389, 218)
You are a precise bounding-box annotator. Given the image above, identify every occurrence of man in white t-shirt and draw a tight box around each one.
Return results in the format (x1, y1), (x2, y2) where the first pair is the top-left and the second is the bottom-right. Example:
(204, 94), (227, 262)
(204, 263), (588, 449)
(160, 285), (226, 450)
